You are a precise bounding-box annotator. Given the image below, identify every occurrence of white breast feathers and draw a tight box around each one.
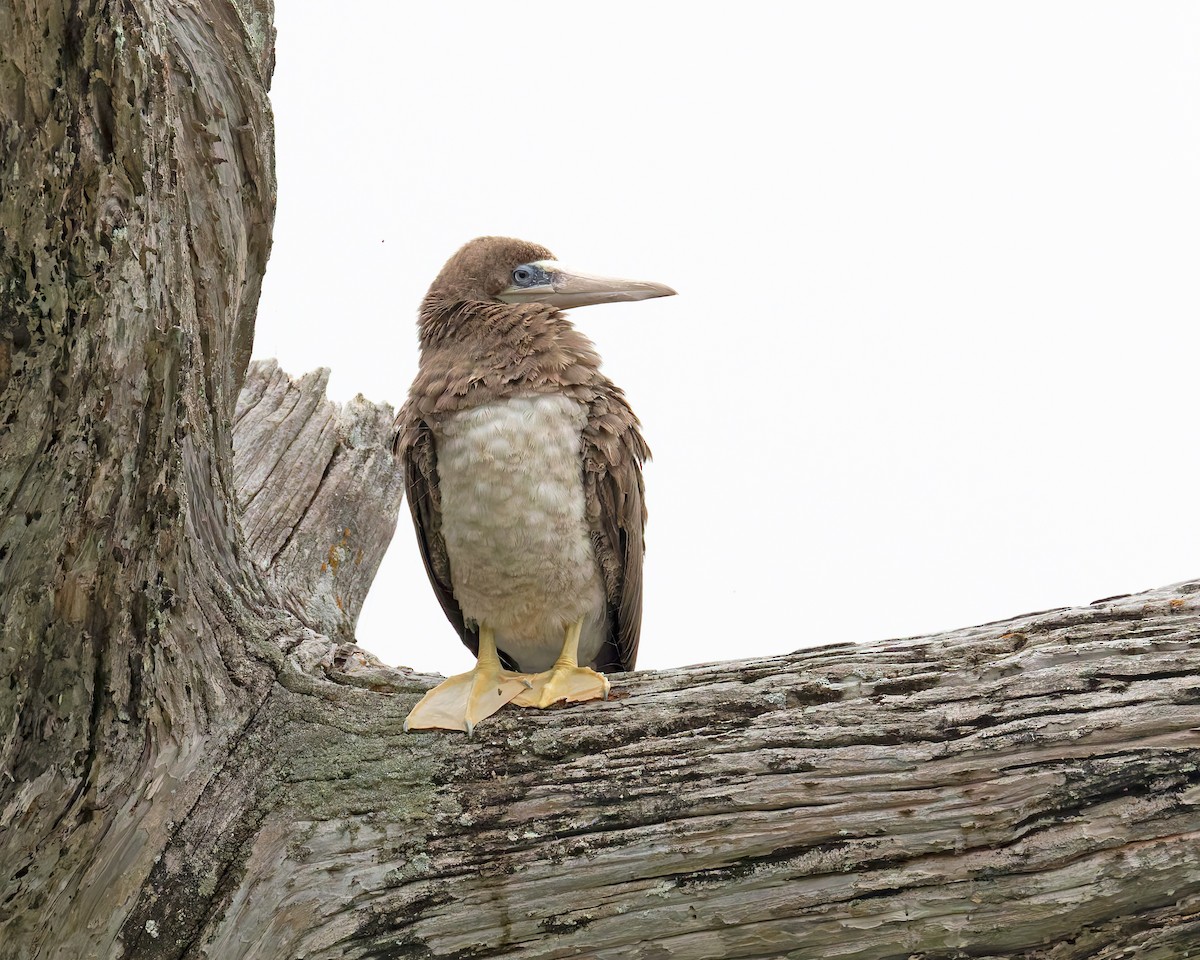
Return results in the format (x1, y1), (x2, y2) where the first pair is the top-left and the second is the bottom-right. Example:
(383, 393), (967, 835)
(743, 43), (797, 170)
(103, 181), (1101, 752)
(434, 395), (607, 671)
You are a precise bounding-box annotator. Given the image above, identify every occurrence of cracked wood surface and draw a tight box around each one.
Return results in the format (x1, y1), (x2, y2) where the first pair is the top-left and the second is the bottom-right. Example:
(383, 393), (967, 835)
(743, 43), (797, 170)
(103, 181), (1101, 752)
(233, 358), (404, 642)
(3, 0), (1200, 958)
(167, 582), (1200, 960)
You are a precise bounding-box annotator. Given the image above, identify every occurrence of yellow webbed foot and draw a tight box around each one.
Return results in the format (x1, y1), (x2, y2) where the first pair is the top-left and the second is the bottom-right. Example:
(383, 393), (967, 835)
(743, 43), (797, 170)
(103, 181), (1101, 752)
(404, 666), (531, 734)
(404, 625), (532, 734)
(512, 663), (610, 708)
(511, 619), (611, 709)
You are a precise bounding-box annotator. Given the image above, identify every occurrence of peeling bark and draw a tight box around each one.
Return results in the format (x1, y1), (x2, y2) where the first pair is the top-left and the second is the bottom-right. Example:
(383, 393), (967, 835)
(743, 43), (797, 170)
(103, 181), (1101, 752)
(2, 2), (1200, 959)
(2, 0), (279, 956)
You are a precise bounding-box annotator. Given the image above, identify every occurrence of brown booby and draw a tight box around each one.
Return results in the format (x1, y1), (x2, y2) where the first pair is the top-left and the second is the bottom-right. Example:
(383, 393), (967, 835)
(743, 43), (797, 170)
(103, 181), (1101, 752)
(395, 237), (675, 733)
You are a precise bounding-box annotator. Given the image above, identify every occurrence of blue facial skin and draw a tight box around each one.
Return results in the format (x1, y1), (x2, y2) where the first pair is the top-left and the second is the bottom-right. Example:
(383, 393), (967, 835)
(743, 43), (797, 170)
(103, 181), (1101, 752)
(510, 263), (553, 289)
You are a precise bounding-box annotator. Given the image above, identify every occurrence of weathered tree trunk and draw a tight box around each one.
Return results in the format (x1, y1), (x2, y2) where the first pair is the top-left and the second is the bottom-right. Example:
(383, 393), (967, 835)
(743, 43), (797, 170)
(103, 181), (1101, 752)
(2, 2), (1198, 959)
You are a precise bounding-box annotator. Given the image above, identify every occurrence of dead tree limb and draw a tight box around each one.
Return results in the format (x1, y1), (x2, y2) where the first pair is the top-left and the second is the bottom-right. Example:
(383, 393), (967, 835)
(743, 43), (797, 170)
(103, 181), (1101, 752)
(233, 359), (404, 643)
(1, 2), (1198, 958)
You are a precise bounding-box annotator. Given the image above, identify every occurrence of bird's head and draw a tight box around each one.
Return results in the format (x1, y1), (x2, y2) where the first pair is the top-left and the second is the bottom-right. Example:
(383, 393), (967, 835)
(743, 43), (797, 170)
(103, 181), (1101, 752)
(426, 236), (676, 310)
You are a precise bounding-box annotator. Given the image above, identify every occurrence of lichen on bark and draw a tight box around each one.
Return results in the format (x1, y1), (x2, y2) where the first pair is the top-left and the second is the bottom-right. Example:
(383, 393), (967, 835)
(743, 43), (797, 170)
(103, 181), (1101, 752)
(3, 2), (1200, 959)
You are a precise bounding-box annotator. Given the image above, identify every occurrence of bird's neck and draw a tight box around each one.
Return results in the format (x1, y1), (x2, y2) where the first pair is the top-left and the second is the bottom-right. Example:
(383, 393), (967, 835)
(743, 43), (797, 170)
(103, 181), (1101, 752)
(417, 296), (535, 350)
(409, 297), (607, 412)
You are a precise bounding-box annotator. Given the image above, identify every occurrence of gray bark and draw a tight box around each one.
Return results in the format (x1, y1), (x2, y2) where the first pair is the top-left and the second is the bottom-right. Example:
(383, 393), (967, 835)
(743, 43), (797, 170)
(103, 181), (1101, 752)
(233, 358), (404, 644)
(2, 2), (1199, 959)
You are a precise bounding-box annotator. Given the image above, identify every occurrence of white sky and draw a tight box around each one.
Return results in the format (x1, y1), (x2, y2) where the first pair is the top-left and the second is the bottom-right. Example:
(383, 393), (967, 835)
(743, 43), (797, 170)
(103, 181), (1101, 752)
(255, 3), (1200, 676)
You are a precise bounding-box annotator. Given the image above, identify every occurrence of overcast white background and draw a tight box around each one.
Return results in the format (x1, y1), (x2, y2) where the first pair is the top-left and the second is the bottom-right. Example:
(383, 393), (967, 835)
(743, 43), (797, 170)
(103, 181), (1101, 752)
(254, 3), (1200, 677)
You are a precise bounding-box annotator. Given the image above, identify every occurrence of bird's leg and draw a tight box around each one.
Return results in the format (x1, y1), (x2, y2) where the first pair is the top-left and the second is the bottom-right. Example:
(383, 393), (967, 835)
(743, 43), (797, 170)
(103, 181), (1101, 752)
(513, 619), (611, 708)
(403, 625), (532, 735)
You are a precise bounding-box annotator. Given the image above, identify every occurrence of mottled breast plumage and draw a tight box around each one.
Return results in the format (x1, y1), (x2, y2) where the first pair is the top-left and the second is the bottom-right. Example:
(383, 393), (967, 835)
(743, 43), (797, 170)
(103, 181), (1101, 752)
(433, 395), (608, 671)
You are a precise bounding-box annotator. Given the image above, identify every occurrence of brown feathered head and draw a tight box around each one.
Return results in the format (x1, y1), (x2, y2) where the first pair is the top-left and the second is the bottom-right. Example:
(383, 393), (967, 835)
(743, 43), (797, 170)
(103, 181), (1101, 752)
(426, 236), (676, 310)
(426, 237), (554, 302)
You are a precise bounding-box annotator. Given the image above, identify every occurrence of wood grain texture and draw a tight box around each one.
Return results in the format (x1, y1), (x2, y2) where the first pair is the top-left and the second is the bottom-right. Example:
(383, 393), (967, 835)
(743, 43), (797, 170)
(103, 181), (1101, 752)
(2, 0), (1199, 958)
(1, 0), (278, 956)
(179, 582), (1200, 960)
(234, 358), (404, 642)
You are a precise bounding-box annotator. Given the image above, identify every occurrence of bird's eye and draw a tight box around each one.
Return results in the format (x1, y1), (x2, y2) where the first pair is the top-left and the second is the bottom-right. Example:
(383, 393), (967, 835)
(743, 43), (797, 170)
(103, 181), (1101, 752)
(512, 266), (534, 286)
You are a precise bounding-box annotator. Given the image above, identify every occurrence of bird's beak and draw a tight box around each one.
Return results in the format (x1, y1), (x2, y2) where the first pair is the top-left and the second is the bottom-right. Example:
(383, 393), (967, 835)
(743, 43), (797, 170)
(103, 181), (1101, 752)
(498, 260), (676, 310)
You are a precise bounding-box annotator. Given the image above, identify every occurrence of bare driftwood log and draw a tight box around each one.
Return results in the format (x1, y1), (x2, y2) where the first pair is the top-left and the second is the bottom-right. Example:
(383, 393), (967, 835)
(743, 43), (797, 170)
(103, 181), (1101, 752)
(139, 576), (1200, 960)
(2, 2), (1199, 959)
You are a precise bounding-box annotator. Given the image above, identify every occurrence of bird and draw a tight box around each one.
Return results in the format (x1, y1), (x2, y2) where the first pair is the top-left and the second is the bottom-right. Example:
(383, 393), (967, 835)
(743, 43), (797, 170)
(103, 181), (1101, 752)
(395, 237), (675, 733)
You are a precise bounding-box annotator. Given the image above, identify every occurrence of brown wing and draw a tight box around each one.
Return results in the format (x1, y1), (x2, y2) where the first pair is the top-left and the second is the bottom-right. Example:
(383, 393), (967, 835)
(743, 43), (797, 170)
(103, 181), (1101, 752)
(398, 420), (481, 661)
(582, 397), (650, 673)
